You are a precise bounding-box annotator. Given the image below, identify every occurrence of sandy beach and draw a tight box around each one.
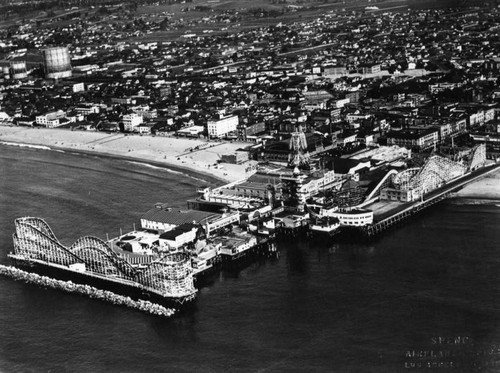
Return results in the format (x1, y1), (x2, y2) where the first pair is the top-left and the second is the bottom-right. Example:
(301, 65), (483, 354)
(453, 166), (500, 200)
(2, 125), (499, 198)
(0, 126), (253, 185)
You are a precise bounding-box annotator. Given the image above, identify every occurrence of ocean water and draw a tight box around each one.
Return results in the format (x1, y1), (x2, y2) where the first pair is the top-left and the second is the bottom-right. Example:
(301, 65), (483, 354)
(1, 144), (500, 373)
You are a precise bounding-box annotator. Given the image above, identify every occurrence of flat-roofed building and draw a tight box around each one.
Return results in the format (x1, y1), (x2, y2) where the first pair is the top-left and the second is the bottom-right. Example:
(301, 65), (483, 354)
(141, 204), (239, 236)
(323, 65), (347, 75)
(207, 115), (238, 138)
(123, 113), (143, 132)
(75, 105), (99, 116)
(386, 128), (439, 151)
(36, 110), (66, 128)
(361, 64), (381, 74)
(237, 122), (265, 141)
(141, 206), (221, 232)
(176, 125), (204, 138)
(159, 223), (199, 250)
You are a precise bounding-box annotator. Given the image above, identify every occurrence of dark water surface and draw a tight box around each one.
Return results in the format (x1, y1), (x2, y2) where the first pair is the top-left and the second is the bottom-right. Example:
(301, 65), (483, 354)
(1, 144), (500, 373)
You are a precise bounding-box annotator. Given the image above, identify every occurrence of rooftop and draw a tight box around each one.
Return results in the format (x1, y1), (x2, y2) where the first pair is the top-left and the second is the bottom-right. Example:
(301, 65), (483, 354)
(141, 207), (221, 226)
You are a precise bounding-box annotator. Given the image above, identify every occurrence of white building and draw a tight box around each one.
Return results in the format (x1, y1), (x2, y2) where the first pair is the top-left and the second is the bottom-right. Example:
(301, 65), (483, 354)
(122, 113), (143, 132)
(36, 110), (66, 128)
(140, 205), (239, 237)
(337, 133), (358, 146)
(132, 105), (158, 119)
(159, 224), (198, 250)
(346, 113), (372, 124)
(0, 111), (11, 123)
(485, 108), (495, 123)
(176, 125), (204, 137)
(75, 105), (99, 116)
(320, 208), (373, 226)
(207, 115), (238, 138)
(331, 209), (373, 226)
(469, 110), (485, 127)
(380, 187), (420, 202)
(137, 123), (152, 134)
(72, 83), (85, 93)
(333, 98), (350, 108)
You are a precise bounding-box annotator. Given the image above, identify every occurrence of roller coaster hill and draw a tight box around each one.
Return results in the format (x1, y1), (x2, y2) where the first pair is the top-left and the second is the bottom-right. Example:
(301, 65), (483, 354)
(304, 144), (488, 211)
(9, 217), (197, 307)
(357, 143), (497, 237)
(364, 143), (488, 204)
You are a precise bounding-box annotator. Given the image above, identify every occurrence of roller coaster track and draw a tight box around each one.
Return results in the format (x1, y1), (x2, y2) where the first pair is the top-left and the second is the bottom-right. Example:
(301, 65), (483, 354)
(12, 218), (196, 297)
(71, 236), (138, 278)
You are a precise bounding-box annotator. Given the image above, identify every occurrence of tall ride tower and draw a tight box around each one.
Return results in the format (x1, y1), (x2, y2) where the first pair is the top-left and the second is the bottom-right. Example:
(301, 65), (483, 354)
(288, 125), (309, 168)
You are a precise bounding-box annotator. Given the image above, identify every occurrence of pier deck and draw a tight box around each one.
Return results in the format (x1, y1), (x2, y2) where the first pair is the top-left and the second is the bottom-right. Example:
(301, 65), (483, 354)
(362, 163), (500, 237)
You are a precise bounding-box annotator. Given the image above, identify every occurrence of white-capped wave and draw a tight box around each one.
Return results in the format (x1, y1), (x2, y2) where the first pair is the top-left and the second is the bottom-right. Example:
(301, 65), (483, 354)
(126, 160), (209, 183)
(0, 141), (51, 151)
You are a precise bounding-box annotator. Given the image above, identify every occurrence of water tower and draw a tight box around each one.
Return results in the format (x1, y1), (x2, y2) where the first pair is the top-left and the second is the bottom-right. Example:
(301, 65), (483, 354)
(42, 47), (72, 79)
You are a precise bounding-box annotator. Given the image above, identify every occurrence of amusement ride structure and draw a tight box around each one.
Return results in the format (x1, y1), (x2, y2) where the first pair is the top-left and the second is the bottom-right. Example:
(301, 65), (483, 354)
(288, 126), (310, 168)
(11, 217), (197, 302)
(360, 144), (488, 203)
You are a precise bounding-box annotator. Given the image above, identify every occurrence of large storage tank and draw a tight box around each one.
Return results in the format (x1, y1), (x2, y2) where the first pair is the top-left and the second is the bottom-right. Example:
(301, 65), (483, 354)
(10, 61), (27, 79)
(42, 47), (72, 79)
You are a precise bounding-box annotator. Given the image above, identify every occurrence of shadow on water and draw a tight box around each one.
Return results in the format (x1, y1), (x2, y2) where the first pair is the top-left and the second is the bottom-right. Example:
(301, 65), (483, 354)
(195, 250), (279, 287)
(282, 239), (308, 275)
(148, 311), (199, 344)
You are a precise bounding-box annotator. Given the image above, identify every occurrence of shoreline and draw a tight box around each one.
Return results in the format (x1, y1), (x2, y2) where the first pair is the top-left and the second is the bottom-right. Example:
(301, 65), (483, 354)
(0, 139), (225, 186)
(2, 126), (499, 201)
(0, 126), (253, 185)
(451, 167), (500, 200)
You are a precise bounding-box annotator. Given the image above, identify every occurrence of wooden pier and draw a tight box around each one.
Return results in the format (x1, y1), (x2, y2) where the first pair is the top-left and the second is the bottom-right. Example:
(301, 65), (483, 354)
(361, 164), (500, 238)
(362, 192), (450, 237)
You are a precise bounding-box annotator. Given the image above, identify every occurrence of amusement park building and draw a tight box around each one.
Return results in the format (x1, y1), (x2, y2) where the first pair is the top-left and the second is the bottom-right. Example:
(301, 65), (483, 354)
(140, 205), (240, 236)
(280, 169), (342, 207)
(141, 206), (221, 232)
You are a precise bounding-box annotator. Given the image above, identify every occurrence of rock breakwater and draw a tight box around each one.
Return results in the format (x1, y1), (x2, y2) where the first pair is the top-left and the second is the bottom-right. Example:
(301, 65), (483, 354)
(0, 264), (176, 317)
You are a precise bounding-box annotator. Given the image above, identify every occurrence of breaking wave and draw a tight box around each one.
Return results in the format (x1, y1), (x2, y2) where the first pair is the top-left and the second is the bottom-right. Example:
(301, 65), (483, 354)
(126, 160), (210, 183)
(0, 141), (211, 183)
(0, 141), (51, 151)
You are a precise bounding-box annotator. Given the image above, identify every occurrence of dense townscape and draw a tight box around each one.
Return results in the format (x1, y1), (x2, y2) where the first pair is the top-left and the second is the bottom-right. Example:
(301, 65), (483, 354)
(1, 2), (500, 155)
(2, 0), (500, 314)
